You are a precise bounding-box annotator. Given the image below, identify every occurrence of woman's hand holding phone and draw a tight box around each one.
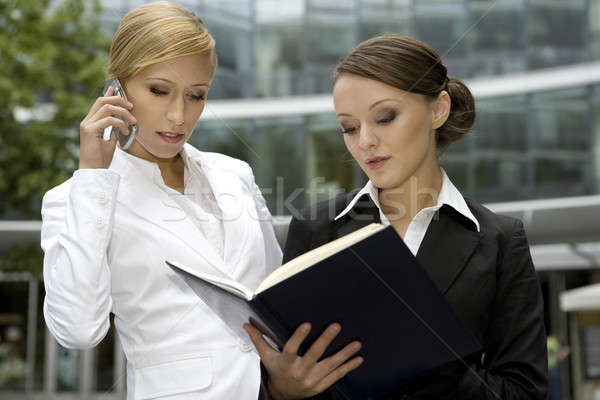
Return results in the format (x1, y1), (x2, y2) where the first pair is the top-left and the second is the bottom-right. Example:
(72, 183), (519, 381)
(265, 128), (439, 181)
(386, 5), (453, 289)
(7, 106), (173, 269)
(78, 86), (137, 169)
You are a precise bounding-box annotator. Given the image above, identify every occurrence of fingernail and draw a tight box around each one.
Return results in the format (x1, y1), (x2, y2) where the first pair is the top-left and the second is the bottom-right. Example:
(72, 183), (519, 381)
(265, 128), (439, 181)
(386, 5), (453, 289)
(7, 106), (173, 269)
(330, 324), (341, 333)
(301, 323), (310, 332)
(353, 342), (362, 351)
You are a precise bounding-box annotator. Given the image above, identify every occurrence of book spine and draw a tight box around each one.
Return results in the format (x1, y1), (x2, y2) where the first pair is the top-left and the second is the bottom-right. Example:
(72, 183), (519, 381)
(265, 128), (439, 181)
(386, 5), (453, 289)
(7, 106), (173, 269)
(250, 296), (290, 350)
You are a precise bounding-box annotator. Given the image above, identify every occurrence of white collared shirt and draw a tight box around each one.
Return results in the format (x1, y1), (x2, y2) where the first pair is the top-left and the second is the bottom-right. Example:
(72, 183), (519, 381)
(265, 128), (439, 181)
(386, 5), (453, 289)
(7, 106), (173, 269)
(117, 147), (225, 258)
(335, 169), (480, 256)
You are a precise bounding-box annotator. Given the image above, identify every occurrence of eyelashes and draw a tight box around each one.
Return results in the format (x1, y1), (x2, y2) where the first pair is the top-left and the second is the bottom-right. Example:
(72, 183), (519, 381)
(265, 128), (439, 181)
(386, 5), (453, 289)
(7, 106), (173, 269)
(189, 93), (206, 101)
(150, 87), (167, 96)
(340, 110), (397, 134)
(149, 87), (206, 101)
(377, 110), (396, 124)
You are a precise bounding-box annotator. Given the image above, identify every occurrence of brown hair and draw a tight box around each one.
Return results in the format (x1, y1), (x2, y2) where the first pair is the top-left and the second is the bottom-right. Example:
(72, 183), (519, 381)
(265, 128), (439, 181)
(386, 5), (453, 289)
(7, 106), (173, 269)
(108, 1), (216, 81)
(334, 34), (475, 149)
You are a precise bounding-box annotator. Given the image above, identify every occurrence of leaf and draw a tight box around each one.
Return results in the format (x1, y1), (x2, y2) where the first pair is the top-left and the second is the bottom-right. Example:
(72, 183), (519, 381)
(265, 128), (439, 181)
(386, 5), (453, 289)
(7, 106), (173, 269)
(0, 0), (109, 218)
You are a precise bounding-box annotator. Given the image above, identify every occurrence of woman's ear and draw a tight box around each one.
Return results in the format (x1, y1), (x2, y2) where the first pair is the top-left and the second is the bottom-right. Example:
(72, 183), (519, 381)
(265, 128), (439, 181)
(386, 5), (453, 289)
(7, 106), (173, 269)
(432, 90), (451, 130)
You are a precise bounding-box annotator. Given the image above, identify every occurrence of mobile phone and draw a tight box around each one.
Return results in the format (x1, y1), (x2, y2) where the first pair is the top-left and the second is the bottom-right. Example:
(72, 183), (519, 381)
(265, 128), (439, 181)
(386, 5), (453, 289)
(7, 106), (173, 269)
(102, 78), (138, 150)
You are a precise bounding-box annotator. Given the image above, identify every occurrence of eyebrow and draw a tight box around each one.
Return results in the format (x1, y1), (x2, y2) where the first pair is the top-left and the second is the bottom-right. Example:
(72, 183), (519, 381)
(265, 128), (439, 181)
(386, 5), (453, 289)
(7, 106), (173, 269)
(368, 98), (400, 110)
(145, 77), (209, 87)
(336, 98), (401, 117)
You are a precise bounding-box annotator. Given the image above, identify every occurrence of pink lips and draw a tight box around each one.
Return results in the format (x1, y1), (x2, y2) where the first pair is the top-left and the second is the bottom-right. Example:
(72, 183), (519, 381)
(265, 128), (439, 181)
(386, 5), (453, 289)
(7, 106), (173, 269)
(157, 131), (184, 144)
(365, 156), (390, 170)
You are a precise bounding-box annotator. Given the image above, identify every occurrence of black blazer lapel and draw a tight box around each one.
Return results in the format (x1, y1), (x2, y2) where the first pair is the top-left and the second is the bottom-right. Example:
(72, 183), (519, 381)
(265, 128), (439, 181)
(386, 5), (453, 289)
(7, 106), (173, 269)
(416, 205), (482, 294)
(334, 193), (381, 239)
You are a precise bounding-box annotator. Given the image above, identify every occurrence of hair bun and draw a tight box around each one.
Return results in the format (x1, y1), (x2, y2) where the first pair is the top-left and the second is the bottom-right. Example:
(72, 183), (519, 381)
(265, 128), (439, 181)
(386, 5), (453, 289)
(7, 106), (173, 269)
(437, 77), (476, 149)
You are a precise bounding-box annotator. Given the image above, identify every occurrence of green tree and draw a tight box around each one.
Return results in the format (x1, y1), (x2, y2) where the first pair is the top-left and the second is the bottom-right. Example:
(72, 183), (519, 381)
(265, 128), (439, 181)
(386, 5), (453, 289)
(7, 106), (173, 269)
(0, 0), (110, 218)
(0, 0), (110, 273)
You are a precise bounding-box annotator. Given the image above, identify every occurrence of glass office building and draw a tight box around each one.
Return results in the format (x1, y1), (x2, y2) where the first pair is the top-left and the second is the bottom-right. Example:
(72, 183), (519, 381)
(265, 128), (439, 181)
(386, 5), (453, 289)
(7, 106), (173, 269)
(2, 0), (600, 398)
(99, 0), (600, 213)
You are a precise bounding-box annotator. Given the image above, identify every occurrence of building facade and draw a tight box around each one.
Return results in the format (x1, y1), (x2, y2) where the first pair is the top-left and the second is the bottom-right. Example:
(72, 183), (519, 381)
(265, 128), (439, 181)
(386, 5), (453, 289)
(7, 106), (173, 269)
(2, 0), (600, 398)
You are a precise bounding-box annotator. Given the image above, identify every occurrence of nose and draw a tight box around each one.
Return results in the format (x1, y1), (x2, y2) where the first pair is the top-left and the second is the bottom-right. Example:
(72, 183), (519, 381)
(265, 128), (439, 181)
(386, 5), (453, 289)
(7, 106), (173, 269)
(166, 96), (185, 126)
(358, 125), (378, 150)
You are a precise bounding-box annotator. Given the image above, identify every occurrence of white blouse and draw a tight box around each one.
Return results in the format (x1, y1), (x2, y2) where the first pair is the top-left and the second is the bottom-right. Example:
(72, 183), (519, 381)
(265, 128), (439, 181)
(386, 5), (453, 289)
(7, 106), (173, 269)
(335, 169), (480, 256)
(119, 148), (226, 259)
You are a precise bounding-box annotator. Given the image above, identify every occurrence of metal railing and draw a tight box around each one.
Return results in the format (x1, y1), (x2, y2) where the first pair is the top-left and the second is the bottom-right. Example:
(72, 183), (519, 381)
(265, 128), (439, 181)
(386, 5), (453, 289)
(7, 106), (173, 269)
(0, 272), (126, 400)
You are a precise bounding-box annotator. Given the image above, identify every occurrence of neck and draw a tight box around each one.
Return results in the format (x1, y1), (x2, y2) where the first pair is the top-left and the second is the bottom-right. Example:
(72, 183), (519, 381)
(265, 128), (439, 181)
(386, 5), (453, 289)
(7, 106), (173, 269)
(379, 165), (443, 228)
(124, 140), (183, 175)
(123, 140), (185, 193)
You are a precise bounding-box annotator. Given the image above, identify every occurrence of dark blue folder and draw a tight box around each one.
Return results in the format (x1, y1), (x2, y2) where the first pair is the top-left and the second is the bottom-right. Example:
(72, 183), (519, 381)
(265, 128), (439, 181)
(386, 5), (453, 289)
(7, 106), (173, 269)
(249, 225), (482, 399)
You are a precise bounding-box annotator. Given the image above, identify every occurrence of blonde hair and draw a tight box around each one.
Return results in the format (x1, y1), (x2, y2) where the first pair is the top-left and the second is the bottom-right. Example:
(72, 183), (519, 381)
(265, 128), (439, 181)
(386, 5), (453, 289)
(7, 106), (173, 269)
(108, 1), (216, 80)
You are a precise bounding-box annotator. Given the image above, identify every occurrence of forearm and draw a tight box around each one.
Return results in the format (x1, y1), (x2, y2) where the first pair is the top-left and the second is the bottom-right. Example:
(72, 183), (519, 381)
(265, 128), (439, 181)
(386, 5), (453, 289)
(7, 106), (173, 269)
(42, 169), (119, 348)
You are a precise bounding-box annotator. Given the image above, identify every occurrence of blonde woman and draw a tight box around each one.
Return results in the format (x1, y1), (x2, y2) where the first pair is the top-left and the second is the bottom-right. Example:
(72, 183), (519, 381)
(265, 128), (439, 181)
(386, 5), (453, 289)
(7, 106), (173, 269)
(41, 2), (282, 398)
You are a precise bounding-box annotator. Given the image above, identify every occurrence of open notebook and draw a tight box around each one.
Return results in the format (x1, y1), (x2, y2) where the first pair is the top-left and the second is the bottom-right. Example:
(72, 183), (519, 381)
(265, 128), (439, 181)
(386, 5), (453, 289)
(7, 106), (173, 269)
(167, 223), (481, 399)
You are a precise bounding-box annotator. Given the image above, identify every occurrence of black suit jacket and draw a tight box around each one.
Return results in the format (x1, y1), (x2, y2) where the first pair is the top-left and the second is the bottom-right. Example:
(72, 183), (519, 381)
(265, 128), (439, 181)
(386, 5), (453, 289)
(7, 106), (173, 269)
(282, 191), (548, 400)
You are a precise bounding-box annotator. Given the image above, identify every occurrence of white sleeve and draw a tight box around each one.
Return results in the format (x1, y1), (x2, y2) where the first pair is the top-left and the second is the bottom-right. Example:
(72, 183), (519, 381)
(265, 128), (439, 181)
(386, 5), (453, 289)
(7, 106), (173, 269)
(41, 169), (120, 349)
(247, 169), (282, 274)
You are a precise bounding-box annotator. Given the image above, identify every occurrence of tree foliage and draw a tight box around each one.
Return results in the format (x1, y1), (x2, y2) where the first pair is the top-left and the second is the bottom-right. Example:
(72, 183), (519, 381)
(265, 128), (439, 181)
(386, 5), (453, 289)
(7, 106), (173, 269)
(1, 241), (43, 274)
(0, 0), (110, 218)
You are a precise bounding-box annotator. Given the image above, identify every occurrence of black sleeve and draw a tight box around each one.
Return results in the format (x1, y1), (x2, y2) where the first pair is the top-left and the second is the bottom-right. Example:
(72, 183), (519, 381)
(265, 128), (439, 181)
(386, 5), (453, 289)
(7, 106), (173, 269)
(414, 219), (548, 400)
(282, 215), (314, 263)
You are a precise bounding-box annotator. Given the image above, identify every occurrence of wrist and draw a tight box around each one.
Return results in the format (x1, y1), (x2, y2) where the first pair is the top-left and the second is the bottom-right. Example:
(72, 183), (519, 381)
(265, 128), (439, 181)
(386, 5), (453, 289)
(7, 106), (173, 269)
(267, 380), (293, 400)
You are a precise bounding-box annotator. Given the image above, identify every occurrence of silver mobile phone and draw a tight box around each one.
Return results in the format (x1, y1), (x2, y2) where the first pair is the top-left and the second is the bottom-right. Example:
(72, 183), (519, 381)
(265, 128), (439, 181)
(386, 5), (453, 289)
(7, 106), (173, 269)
(102, 78), (138, 150)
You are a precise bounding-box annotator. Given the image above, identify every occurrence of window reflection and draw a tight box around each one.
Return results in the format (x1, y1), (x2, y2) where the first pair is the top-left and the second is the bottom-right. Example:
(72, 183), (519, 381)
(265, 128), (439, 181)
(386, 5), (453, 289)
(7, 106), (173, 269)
(439, 160), (468, 193)
(96, 316), (116, 392)
(475, 95), (527, 152)
(414, 1), (467, 57)
(534, 158), (590, 198)
(307, 114), (356, 202)
(251, 116), (307, 214)
(56, 346), (78, 392)
(474, 159), (528, 202)
(0, 281), (27, 391)
(255, 26), (302, 97)
(527, 0), (588, 68)
(468, 2), (526, 76)
(193, 116), (308, 214)
(358, 0), (412, 41)
(531, 88), (589, 151)
(307, 1), (356, 66)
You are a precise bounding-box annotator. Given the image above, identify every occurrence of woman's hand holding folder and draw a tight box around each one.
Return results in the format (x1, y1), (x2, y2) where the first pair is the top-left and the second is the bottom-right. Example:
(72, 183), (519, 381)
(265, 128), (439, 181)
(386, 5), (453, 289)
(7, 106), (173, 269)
(244, 322), (363, 400)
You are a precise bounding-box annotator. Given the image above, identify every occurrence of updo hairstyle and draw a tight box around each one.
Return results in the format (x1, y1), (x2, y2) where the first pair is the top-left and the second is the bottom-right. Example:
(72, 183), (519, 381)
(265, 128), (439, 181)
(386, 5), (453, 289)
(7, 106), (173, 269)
(334, 34), (475, 149)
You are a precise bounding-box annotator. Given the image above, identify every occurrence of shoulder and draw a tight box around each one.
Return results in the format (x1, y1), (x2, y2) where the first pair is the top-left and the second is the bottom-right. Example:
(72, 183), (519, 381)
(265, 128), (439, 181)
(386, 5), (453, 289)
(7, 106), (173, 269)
(185, 143), (253, 177)
(464, 197), (528, 254)
(290, 190), (357, 232)
(283, 191), (357, 262)
(465, 198), (519, 232)
(42, 178), (72, 206)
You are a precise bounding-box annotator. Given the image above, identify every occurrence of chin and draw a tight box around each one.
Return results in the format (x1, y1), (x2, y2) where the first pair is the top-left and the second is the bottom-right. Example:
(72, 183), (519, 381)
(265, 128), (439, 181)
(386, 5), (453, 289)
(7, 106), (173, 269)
(368, 174), (407, 191)
(363, 169), (386, 187)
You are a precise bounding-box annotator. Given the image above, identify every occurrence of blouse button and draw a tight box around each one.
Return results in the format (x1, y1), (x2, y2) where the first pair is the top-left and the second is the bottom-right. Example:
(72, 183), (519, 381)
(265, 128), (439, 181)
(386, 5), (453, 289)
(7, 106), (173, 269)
(95, 217), (105, 229)
(238, 338), (253, 353)
(98, 192), (109, 205)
